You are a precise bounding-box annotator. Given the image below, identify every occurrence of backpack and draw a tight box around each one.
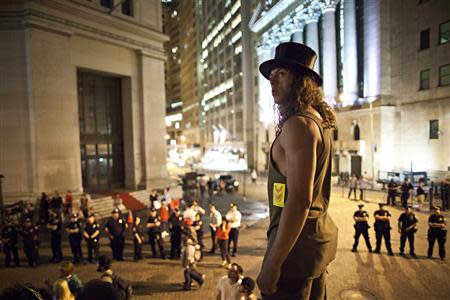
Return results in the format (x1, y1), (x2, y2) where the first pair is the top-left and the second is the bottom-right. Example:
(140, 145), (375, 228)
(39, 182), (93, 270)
(102, 273), (133, 300)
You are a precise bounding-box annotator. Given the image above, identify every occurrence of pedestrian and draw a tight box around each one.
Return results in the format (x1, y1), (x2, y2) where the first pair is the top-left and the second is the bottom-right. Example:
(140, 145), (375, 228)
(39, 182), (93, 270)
(146, 208), (165, 259)
(84, 213), (100, 263)
(67, 213), (83, 264)
(427, 206), (447, 260)
(48, 210), (64, 263)
(348, 174), (358, 200)
(387, 179), (398, 205)
(208, 203), (222, 254)
(58, 261), (83, 296)
(373, 203), (394, 255)
(51, 191), (63, 215)
(76, 279), (119, 300)
(104, 209), (127, 261)
(351, 204), (372, 252)
(98, 255), (133, 300)
(53, 278), (75, 300)
(80, 193), (90, 219)
(416, 180), (426, 210)
(1, 218), (20, 267)
(65, 190), (73, 216)
(239, 277), (258, 300)
(358, 174), (367, 201)
(251, 169), (258, 184)
(159, 201), (170, 238)
(131, 217), (144, 262)
(217, 218), (231, 268)
(226, 203), (242, 257)
(199, 176), (207, 199)
(193, 213), (205, 252)
(216, 263), (243, 300)
(256, 42), (338, 299)
(400, 177), (413, 208)
(149, 189), (158, 209)
(20, 218), (40, 267)
(398, 206), (418, 257)
(169, 208), (183, 259)
(207, 177), (214, 196)
(164, 186), (172, 205)
(39, 192), (50, 224)
(181, 237), (205, 290)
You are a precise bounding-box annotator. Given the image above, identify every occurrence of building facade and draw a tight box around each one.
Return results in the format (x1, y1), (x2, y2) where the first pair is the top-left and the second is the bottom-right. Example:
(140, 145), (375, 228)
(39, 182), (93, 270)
(250, 0), (450, 180)
(0, 0), (169, 202)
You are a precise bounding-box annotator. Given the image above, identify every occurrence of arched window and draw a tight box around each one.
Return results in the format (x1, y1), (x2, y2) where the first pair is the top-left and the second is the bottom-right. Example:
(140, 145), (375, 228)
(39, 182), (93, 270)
(333, 128), (338, 141)
(353, 125), (360, 141)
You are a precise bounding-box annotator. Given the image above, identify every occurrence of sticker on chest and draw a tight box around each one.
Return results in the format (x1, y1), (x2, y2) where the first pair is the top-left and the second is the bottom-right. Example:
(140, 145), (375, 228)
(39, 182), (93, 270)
(273, 182), (286, 208)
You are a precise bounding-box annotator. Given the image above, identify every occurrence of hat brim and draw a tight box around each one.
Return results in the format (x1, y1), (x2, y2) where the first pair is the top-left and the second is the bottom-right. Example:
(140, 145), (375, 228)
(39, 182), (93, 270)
(259, 58), (322, 86)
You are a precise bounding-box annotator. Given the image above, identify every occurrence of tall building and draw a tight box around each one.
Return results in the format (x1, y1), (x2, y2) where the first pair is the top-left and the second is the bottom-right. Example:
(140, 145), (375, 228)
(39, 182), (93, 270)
(0, 0), (168, 202)
(250, 0), (450, 179)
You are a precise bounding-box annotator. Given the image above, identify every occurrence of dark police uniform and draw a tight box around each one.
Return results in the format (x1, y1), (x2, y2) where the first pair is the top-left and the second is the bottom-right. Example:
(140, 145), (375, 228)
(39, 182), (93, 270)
(169, 213), (183, 259)
(147, 214), (165, 258)
(20, 221), (40, 267)
(398, 211), (418, 256)
(67, 217), (83, 263)
(352, 208), (372, 252)
(1, 222), (20, 266)
(48, 215), (63, 262)
(105, 214), (126, 260)
(132, 221), (144, 261)
(427, 212), (447, 259)
(373, 207), (394, 255)
(387, 181), (398, 205)
(400, 181), (413, 208)
(84, 219), (100, 263)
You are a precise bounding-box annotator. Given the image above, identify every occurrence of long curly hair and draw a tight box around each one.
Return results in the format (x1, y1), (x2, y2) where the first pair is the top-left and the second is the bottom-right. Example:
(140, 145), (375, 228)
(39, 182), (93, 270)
(274, 75), (336, 136)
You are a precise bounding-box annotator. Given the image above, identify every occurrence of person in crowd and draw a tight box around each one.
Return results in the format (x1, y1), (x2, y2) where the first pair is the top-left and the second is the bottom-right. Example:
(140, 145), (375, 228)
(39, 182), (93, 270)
(149, 189), (158, 209)
(1, 217), (20, 267)
(48, 210), (63, 263)
(146, 208), (165, 259)
(207, 177), (215, 196)
(65, 190), (73, 216)
(209, 203), (222, 254)
(416, 180), (426, 210)
(217, 217), (231, 268)
(373, 203), (394, 255)
(104, 209), (127, 261)
(84, 213), (100, 263)
(164, 186), (172, 205)
(239, 277), (258, 300)
(169, 208), (184, 259)
(251, 169), (258, 184)
(51, 191), (64, 215)
(0, 284), (53, 300)
(59, 261), (83, 296)
(427, 206), (447, 260)
(76, 279), (119, 300)
(193, 213), (205, 253)
(159, 201), (170, 238)
(53, 278), (75, 300)
(351, 204), (372, 253)
(358, 174), (368, 201)
(80, 193), (90, 219)
(226, 203), (242, 257)
(67, 213), (83, 264)
(98, 255), (133, 300)
(216, 263), (244, 300)
(20, 217), (40, 267)
(39, 192), (50, 224)
(400, 177), (413, 208)
(181, 237), (205, 290)
(183, 217), (198, 245)
(387, 179), (398, 206)
(348, 174), (358, 200)
(199, 176), (207, 198)
(131, 217), (144, 262)
(398, 206), (418, 257)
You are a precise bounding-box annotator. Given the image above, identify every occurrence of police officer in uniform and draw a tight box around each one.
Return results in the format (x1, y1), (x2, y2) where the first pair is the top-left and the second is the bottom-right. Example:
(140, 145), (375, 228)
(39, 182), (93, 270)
(146, 208), (165, 258)
(20, 218), (40, 267)
(352, 204), (373, 252)
(47, 210), (63, 263)
(398, 206), (418, 257)
(67, 213), (83, 264)
(373, 203), (394, 255)
(169, 208), (183, 259)
(132, 217), (144, 262)
(387, 179), (398, 206)
(427, 206), (447, 260)
(1, 218), (20, 267)
(83, 213), (100, 263)
(104, 209), (127, 261)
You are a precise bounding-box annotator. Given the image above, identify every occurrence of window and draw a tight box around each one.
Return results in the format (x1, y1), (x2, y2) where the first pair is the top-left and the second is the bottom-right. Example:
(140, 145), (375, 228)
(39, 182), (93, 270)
(100, 0), (112, 9)
(420, 69), (430, 90)
(419, 29), (430, 50)
(440, 20), (450, 44)
(121, 0), (133, 16)
(353, 125), (360, 141)
(429, 120), (439, 139)
(439, 64), (450, 86)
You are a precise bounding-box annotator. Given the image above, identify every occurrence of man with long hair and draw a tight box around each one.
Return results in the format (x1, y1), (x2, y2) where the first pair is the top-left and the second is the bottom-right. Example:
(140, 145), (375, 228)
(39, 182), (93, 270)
(256, 42), (338, 299)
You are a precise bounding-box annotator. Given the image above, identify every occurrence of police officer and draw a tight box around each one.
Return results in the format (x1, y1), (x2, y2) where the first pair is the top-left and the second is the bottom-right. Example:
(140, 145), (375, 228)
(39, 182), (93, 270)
(83, 213), (100, 263)
(47, 210), (63, 263)
(1, 218), (20, 267)
(146, 208), (165, 258)
(398, 206), (418, 257)
(104, 208), (127, 261)
(20, 218), (40, 267)
(351, 204), (373, 252)
(169, 208), (183, 259)
(427, 206), (447, 260)
(132, 217), (144, 262)
(67, 213), (83, 264)
(400, 177), (413, 208)
(387, 179), (398, 206)
(373, 203), (394, 255)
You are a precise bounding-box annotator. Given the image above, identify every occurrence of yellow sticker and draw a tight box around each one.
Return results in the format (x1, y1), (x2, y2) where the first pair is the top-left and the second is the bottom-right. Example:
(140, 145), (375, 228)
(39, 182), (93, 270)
(273, 182), (286, 207)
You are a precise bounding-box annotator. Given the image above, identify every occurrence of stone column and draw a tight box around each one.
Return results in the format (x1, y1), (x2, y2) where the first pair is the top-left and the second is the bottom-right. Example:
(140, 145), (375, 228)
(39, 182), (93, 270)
(305, 6), (321, 73)
(291, 17), (305, 43)
(343, 0), (359, 105)
(320, 0), (339, 105)
(364, 0), (381, 100)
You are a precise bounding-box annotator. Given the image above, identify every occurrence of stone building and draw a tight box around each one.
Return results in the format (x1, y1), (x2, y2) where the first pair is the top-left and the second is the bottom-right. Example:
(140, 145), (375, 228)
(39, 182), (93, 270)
(250, 0), (450, 181)
(0, 0), (169, 202)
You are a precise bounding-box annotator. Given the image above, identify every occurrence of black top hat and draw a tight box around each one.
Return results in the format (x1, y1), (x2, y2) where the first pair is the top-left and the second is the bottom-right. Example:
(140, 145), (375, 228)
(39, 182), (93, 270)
(259, 42), (322, 85)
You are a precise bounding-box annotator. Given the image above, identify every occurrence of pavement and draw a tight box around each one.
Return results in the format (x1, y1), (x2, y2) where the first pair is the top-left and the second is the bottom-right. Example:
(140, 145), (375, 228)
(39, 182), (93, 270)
(1, 178), (450, 299)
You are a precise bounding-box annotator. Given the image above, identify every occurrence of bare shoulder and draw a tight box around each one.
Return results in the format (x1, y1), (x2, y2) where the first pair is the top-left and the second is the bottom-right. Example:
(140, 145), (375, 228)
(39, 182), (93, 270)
(281, 115), (321, 143)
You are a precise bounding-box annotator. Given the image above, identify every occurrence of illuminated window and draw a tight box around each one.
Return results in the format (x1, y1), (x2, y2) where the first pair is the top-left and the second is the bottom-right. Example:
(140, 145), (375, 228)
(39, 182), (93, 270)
(439, 20), (450, 44)
(429, 120), (439, 139)
(420, 69), (430, 90)
(439, 64), (450, 86)
(419, 29), (429, 50)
